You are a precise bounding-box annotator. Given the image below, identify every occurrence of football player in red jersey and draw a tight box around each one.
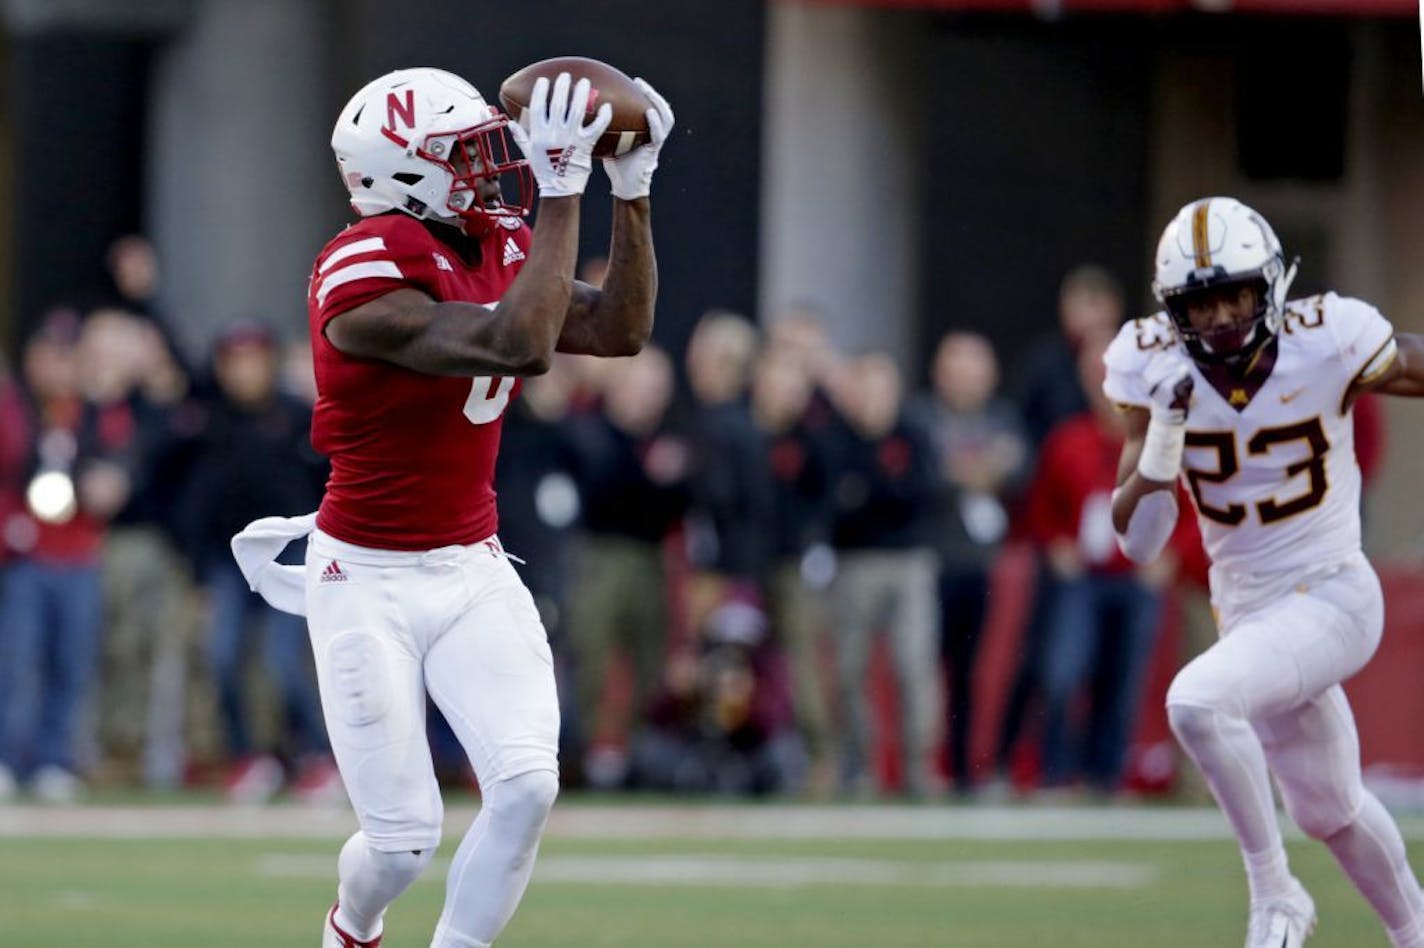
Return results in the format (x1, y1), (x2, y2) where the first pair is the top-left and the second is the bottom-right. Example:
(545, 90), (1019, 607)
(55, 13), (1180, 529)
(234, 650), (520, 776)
(233, 66), (673, 947)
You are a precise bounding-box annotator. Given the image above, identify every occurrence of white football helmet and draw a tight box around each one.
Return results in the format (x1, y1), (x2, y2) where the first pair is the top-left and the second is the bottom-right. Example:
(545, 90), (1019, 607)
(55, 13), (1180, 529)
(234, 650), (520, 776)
(330, 67), (531, 233)
(1152, 196), (1298, 364)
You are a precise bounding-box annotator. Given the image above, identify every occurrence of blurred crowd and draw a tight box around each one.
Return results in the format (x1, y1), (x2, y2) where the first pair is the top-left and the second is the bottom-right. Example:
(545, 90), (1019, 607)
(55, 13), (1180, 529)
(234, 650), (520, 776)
(0, 241), (1387, 805)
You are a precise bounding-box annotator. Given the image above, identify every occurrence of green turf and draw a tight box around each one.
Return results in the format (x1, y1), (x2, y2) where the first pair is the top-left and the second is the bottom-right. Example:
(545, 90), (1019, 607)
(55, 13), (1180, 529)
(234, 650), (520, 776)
(0, 829), (1401, 947)
(0, 831), (1401, 939)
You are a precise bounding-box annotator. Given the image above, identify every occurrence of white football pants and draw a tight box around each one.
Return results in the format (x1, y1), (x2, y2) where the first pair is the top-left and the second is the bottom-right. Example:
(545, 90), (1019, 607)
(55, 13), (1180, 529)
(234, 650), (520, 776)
(1167, 552), (1424, 942)
(305, 528), (560, 944)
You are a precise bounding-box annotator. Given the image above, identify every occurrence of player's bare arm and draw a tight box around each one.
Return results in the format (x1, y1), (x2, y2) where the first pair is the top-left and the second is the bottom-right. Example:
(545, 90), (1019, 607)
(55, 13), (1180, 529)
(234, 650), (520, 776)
(325, 198), (581, 377)
(557, 78), (674, 358)
(558, 198), (656, 356)
(1350, 332), (1424, 402)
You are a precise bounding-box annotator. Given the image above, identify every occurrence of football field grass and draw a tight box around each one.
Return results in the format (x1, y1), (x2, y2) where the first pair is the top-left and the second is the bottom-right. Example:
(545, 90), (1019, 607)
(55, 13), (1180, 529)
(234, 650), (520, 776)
(1, 800), (1414, 946)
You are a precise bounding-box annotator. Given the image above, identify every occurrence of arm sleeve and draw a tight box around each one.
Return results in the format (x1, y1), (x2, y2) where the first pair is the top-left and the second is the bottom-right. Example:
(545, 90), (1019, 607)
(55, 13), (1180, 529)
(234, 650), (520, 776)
(1114, 486), (1179, 564)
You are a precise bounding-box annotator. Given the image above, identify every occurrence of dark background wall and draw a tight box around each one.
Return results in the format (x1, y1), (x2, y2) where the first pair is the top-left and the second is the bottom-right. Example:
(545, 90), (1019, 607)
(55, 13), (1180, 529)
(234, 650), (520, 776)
(919, 15), (1152, 367)
(344, 0), (767, 357)
(9, 32), (151, 341)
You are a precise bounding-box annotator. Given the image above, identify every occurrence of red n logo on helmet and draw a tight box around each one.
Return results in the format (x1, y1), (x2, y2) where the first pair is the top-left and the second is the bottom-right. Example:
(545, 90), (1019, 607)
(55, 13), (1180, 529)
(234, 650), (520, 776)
(385, 89), (416, 131)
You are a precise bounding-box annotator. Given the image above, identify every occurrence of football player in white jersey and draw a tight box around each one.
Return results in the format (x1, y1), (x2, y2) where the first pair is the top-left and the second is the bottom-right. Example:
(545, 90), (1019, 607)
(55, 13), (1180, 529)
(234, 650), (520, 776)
(1105, 197), (1424, 948)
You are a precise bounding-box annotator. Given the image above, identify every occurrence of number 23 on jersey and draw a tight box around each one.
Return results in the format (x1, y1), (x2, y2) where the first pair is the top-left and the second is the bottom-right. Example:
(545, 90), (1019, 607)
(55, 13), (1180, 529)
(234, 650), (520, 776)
(1183, 416), (1329, 527)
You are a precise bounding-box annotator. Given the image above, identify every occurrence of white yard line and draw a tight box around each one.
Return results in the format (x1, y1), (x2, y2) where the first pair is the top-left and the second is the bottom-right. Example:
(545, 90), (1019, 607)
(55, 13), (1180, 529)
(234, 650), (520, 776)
(255, 852), (1159, 889)
(4, 802), (1424, 842)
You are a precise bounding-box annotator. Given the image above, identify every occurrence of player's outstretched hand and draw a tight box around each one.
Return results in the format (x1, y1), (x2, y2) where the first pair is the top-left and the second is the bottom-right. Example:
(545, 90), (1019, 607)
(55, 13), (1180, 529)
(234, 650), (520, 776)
(509, 72), (613, 199)
(603, 78), (675, 201)
(1143, 349), (1194, 425)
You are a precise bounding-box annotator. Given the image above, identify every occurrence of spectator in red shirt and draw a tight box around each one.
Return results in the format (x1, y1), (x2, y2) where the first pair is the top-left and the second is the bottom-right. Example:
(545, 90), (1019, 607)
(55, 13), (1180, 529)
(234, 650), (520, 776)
(0, 307), (130, 801)
(1024, 332), (1174, 795)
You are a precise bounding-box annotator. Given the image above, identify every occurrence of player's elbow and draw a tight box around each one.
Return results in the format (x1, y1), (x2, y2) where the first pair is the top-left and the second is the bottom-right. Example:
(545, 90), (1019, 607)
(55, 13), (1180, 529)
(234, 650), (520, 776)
(512, 348), (553, 376)
(607, 326), (648, 358)
(495, 326), (556, 376)
(1113, 486), (1178, 565)
(1116, 531), (1166, 565)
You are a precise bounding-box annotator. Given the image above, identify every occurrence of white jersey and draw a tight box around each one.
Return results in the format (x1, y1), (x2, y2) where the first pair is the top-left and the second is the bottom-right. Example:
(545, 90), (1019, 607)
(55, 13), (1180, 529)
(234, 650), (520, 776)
(1104, 292), (1396, 577)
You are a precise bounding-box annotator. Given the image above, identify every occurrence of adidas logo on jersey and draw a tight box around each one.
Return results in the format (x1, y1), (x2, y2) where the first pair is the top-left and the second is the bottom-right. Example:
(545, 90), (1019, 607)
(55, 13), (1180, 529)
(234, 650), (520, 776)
(432, 252), (454, 272)
(502, 237), (526, 267)
(320, 560), (348, 584)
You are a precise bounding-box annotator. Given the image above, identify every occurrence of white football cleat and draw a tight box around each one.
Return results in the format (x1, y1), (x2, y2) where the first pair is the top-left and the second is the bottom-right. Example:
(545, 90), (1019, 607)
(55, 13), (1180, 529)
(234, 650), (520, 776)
(322, 903), (382, 947)
(1246, 879), (1317, 948)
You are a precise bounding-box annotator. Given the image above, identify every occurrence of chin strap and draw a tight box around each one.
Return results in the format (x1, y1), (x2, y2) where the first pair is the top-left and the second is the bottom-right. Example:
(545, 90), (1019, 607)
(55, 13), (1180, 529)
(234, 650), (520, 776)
(1113, 487), (1178, 564)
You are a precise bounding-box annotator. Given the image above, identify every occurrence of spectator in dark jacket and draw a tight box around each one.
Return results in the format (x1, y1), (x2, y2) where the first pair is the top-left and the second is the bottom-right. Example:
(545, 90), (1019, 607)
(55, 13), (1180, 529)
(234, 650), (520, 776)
(750, 346), (837, 791)
(564, 345), (691, 785)
(910, 331), (1027, 794)
(101, 234), (193, 387)
(175, 320), (334, 802)
(681, 310), (776, 628)
(1010, 264), (1124, 448)
(77, 308), (203, 790)
(493, 366), (583, 775)
(827, 351), (942, 798)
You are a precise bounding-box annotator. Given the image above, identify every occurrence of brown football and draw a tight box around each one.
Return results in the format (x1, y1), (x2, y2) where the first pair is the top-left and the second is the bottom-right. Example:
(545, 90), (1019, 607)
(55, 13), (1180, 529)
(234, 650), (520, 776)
(498, 56), (651, 159)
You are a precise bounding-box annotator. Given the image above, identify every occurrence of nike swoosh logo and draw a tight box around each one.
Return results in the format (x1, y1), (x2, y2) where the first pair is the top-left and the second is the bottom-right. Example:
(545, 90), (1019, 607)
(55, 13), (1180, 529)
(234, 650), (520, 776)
(1279, 387), (1307, 404)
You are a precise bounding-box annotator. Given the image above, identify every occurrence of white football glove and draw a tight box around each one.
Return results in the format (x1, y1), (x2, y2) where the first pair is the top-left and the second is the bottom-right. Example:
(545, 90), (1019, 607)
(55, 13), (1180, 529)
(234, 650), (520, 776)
(1142, 349), (1195, 426)
(508, 73), (613, 199)
(603, 78), (674, 201)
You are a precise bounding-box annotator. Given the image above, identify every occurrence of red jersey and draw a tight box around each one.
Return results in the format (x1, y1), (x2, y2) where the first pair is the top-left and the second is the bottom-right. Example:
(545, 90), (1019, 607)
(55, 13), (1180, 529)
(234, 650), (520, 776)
(308, 213), (533, 551)
(1024, 413), (1136, 576)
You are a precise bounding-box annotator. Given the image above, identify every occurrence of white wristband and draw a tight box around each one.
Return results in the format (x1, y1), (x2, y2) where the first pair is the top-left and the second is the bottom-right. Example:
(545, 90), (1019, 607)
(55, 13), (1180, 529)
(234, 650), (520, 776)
(1137, 417), (1185, 483)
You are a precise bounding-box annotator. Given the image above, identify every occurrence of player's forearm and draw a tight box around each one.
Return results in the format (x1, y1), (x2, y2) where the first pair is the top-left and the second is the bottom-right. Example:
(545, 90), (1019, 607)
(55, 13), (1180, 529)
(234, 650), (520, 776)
(483, 196), (582, 373)
(576, 198), (657, 355)
(1111, 471), (1170, 532)
(1112, 475), (1179, 563)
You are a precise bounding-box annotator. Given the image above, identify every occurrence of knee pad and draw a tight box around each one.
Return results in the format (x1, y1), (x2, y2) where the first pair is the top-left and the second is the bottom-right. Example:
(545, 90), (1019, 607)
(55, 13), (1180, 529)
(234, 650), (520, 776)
(1166, 701), (1220, 751)
(484, 769), (559, 836)
(340, 833), (437, 889)
(1165, 659), (1240, 719)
